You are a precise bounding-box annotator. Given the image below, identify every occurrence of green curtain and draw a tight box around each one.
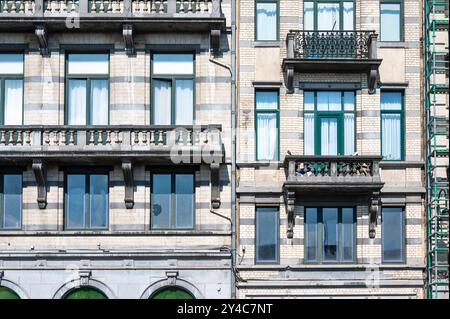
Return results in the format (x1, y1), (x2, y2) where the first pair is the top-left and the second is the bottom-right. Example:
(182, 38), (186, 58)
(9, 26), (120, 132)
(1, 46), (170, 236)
(0, 286), (20, 299)
(151, 287), (194, 299)
(63, 287), (107, 299)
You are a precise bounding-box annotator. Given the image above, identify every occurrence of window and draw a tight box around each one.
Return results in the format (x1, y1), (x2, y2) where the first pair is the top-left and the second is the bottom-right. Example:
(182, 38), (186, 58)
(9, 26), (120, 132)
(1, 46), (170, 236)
(0, 174), (22, 230)
(151, 53), (194, 125)
(0, 54), (23, 125)
(305, 207), (355, 263)
(381, 207), (405, 262)
(151, 173), (195, 229)
(380, 1), (402, 41)
(66, 53), (109, 125)
(303, 1), (355, 31)
(304, 91), (355, 155)
(63, 287), (107, 299)
(255, 90), (279, 161)
(151, 287), (194, 299)
(255, 0), (278, 41)
(256, 207), (279, 263)
(65, 173), (109, 230)
(381, 91), (403, 160)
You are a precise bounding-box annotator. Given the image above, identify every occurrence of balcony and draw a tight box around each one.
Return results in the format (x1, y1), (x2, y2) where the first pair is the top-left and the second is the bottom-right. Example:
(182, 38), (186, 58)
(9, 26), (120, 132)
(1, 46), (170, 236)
(282, 30), (382, 93)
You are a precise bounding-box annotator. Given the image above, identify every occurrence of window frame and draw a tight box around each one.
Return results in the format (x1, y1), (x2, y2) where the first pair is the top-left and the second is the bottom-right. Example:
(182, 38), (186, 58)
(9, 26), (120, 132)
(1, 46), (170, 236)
(0, 53), (24, 125)
(379, 0), (404, 42)
(254, 0), (280, 42)
(380, 90), (404, 161)
(64, 53), (110, 125)
(304, 207), (356, 264)
(0, 172), (23, 231)
(381, 206), (406, 263)
(150, 52), (196, 125)
(255, 89), (280, 161)
(303, 0), (356, 31)
(64, 170), (110, 230)
(255, 206), (280, 264)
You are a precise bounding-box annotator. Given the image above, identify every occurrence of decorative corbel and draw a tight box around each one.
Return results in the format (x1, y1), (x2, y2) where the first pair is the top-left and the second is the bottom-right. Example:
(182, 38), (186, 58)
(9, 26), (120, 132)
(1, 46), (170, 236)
(285, 191), (296, 239)
(122, 24), (135, 56)
(210, 29), (221, 52)
(78, 270), (92, 286)
(32, 159), (47, 209)
(286, 66), (294, 93)
(121, 160), (134, 209)
(166, 271), (178, 286)
(368, 67), (378, 94)
(369, 191), (381, 239)
(211, 162), (221, 209)
(35, 25), (49, 57)
(0, 270), (4, 283)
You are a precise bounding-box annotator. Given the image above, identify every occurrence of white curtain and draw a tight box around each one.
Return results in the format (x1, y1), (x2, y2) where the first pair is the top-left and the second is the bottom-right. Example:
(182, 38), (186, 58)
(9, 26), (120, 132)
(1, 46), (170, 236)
(257, 3), (277, 40)
(257, 113), (277, 160)
(4, 80), (23, 125)
(321, 118), (338, 155)
(90, 80), (109, 125)
(317, 92), (341, 111)
(344, 113), (355, 155)
(380, 4), (401, 41)
(153, 80), (172, 125)
(68, 80), (87, 125)
(304, 2), (314, 30)
(382, 114), (401, 160)
(343, 2), (354, 30)
(175, 80), (193, 125)
(317, 3), (340, 31)
(304, 113), (315, 155)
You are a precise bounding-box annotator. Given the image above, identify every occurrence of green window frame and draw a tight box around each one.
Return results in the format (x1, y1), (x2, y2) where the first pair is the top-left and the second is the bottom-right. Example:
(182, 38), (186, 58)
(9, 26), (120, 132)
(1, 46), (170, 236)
(255, 206), (280, 264)
(255, 0), (279, 41)
(255, 89), (280, 161)
(303, 0), (356, 31)
(63, 287), (108, 299)
(380, 91), (404, 161)
(0, 53), (24, 125)
(151, 286), (195, 299)
(0, 173), (22, 230)
(304, 207), (356, 264)
(150, 53), (195, 125)
(380, 0), (403, 42)
(64, 53), (110, 125)
(381, 207), (405, 263)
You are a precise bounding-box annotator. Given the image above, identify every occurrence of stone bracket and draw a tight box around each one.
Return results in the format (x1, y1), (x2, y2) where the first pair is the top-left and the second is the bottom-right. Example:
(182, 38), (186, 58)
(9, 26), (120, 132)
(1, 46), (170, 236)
(285, 191), (295, 239)
(121, 160), (134, 209)
(211, 29), (221, 52)
(123, 24), (135, 56)
(32, 159), (47, 209)
(35, 25), (49, 57)
(79, 270), (92, 286)
(369, 191), (381, 239)
(285, 66), (294, 93)
(368, 67), (378, 94)
(211, 162), (221, 209)
(166, 271), (178, 286)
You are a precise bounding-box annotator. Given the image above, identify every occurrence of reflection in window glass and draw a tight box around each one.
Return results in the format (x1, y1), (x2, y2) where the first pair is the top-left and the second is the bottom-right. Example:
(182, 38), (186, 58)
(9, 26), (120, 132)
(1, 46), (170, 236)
(256, 207), (279, 263)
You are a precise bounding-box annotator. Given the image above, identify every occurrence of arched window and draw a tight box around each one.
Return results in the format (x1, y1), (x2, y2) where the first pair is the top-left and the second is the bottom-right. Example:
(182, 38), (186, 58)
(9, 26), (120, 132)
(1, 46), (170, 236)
(151, 286), (194, 299)
(0, 286), (20, 299)
(63, 286), (107, 299)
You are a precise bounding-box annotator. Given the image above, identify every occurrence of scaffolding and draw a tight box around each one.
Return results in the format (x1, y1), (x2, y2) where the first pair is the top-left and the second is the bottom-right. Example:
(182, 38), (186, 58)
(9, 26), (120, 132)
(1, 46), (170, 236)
(424, 0), (449, 299)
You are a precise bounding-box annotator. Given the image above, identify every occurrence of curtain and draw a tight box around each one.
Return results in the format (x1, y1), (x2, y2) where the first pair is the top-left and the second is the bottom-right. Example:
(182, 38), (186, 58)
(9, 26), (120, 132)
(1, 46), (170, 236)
(322, 208), (338, 261)
(382, 113), (401, 160)
(90, 80), (109, 125)
(256, 207), (278, 262)
(305, 208), (318, 261)
(304, 113), (315, 155)
(304, 2), (314, 30)
(175, 80), (194, 125)
(344, 113), (355, 155)
(257, 113), (278, 160)
(317, 3), (340, 31)
(89, 174), (108, 229)
(343, 2), (354, 30)
(66, 174), (86, 229)
(2, 174), (22, 229)
(380, 3), (401, 41)
(4, 79), (23, 125)
(256, 2), (277, 40)
(382, 207), (403, 262)
(320, 118), (338, 155)
(341, 208), (354, 261)
(317, 91), (341, 111)
(175, 174), (194, 229)
(153, 80), (172, 125)
(152, 174), (171, 229)
(68, 80), (87, 125)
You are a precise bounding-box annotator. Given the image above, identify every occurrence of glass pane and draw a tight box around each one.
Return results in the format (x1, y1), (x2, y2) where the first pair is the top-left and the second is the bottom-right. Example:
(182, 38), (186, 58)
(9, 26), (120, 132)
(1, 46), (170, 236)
(175, 174), (194, 229)
(256, 2), (277, 40)
(151, 287), (194, 299)
(304, 91), (314, 111)
(382, 207), (404, 262)
(343, 2), (354, 30)
(257, 112), (278, 160)
(305, 208), (318, 261)
(153, 80), (172, 125)
(344, 113), (355, 155)
(0, 54), (23, 74)
(343, 92), (355, 111)
(256, 207), (278, 262)
(317, 92), (341, 111)
(175, 79), (194, 125)
(304, 113), (315, 155)
(323, 208), (338, 261)
(4, 79), (23, 125)
(320, 118), (338, 155)
(68, 79), (87, 125)
(64, 287), (107, 299)
(68, 54), (109, 75)
(382, 113), (401, 160)
(381, 92), (402, 110)
(256, 91), (278, 110)
(317, 3), (340, 31)
(0, 287), (20, 299)
(341, 208), (355, 261)
(153, 54), (194, 75)
(152, 174), (171, 229)
(2, 174), (22, 229)
(304, 2), (314, 30)
(90, 80), (109, 125)
(89, 174), (108, 229)
(66, 175), (86, 229)
(380, 3), (401, 41)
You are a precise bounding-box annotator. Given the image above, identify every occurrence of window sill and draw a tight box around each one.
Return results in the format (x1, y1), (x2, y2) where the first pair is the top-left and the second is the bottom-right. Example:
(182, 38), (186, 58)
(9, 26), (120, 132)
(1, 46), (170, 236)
(237, 263), (424, 270)
(378, 41), (407, 48)
(253, 41), (282, 48)
(0, 230), (232, 236)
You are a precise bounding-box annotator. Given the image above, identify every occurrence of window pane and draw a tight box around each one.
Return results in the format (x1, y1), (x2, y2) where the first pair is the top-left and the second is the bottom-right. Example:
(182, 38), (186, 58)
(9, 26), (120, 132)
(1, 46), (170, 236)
(68, 79), (87, 125)
(304, 2), (314, 30)
(304, 113), (315, 155)
(322, 208), (338, 261)
(382, 113), (401, 160)
(153, 54), (194, 75)
(341, 208), (355, 261)
(257, 112), (278, 160)
(256, 207), (278, 262)
(256, 2), (277, 40)
(152, 174), (171, 229)
(381, 3), (401, 41)
(381, 92), (402, 110)
(175, 174), (194, 229)
(68, 54), (109, 75)
(344, 113), (355, 155)
(317, 3), (340, 31)
(4, 79), (23, 125)
(0, 54), (23, 75)
(66, 175), (86, 229)
(343, 92), (355, 111)
(382, 207), (404, 262)
(2, 174), (22, 229)
(317, 92), (341, 111)
(175, 79), (194, 125)
(256, 91), (278, 110)
(320, 117), (338, 155)
(304, 91), (314, 111)
(153, 80), (172, 125)
(305, 208), (318, 261)
(90, 80), (109, 125)
(89, 174), (108, 229)
(343, 2), (354, 30)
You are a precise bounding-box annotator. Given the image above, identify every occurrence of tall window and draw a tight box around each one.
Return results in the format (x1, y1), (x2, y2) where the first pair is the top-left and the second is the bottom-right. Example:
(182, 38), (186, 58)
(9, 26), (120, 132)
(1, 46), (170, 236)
(382, 207), (405, 263)
(305, 207), (355, 263)
(304, 1), (355, 31)
(65, 173), (109, 230)
(304, 91), (355, 155)
(255, 0), (278, 41)
(66, 53), (109, 125)
(255, 90), (279, 161)
(151, 173), (195, 229)
(256, 207), (279, 263)
(0, 54), (23, 125)
(0, 174), (22, 230)
(381, 91), (403, 160)
(380, 1), (402, 41)
(151, 54), (194, 125)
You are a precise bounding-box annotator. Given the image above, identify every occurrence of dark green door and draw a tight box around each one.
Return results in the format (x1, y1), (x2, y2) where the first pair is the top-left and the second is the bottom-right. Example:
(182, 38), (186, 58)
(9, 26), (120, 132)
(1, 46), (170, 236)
(63, 287), (107, 299)
(0, 286), (20, 299)
(151, 287), (194, 299)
